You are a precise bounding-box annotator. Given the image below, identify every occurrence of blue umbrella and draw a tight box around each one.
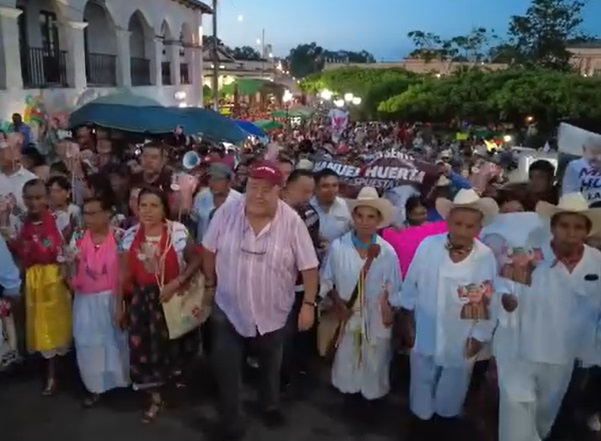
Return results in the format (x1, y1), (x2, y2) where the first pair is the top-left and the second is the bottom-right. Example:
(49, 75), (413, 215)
(70, 103), (183, 134)
(234, 119), (266, 138)
(172, 107), (247, 143)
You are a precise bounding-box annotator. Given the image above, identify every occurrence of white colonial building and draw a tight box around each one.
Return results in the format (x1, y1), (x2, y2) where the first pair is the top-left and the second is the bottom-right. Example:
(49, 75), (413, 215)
(0, 0), (210, 122)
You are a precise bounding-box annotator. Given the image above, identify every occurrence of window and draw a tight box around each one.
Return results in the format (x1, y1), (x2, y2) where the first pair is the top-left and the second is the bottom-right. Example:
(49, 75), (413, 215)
(39, 10), (59, 54)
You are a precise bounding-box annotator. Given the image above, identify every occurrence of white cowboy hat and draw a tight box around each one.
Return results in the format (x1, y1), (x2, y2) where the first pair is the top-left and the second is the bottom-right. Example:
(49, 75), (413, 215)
(436, 188), (499, 226)
(347, 187), (394, 229)
(436, 175), (451, 187)
(536, 192), (601, 236)
(296, 158), (313, 170)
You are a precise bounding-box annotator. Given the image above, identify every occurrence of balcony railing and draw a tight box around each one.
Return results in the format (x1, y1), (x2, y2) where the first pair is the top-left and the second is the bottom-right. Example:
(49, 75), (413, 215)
(130, 57), (150, 86)
(180, 63), (190, 84)
(86, 53), (117, 86)
(161, 61), (172, 85)
(21, 47), (67, 88)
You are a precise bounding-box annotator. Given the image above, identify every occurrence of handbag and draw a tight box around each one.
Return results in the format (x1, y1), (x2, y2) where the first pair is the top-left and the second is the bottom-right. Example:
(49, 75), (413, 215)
(317, 244), (379, 359)
(158, 222), (213, 340)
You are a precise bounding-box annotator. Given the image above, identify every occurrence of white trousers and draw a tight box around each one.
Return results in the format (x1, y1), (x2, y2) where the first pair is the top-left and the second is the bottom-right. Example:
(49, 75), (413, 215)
(497, 359), (573, 441)
(409, 351), (474, 420)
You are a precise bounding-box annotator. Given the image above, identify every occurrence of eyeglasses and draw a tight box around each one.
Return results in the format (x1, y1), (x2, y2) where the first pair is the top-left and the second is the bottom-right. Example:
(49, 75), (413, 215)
(239, 227), (269, 256)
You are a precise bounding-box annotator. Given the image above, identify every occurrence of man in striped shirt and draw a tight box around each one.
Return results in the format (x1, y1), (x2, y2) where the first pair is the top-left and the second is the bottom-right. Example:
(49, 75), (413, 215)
(202, 160), (319, 440)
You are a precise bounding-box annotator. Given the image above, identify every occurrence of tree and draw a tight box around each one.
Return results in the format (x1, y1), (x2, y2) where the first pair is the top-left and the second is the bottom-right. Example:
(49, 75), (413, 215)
(286, 44), (376, 78)
(407, 28), (497, 63)
(231, 46), (261, 60)
(506, 0), (589, 70)
(377, 68), (601, 127)
(287, 43), (326, 78)
(407, 31), (447, 62)
(300, 67), (419, 118)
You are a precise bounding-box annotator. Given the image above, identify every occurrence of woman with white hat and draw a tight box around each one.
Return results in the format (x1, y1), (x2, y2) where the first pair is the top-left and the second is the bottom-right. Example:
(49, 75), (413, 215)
(391, 188), (499, 436)
(495, 192), (601, 441)
(318, 187), (402, 401)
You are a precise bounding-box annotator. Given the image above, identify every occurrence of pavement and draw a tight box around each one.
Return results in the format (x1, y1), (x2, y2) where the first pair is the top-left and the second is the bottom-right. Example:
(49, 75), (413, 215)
(0, 356), (494, 441)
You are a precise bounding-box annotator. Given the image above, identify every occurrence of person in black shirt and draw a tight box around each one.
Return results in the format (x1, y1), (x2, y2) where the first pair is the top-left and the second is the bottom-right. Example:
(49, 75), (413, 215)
(280, 169), (320, 388)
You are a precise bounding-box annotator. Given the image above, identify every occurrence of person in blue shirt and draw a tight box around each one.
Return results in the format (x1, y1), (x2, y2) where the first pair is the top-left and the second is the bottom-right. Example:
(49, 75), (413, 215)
(426, 162), (473, 221)
(0, 234), (21, 371)
(9, 113), (32, 148)
(0, 235), (20, 296)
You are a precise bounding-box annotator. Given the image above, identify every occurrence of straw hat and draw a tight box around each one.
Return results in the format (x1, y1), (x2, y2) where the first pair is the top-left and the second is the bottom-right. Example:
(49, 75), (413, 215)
(296, 158), (313, 170)
(347, 187), (394, 229)
(436, 188), (499, 226)
(536, 192), (601, 236)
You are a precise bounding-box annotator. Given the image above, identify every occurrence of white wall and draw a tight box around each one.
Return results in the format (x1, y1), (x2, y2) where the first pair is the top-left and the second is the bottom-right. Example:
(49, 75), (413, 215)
(0, 0), (207, 123)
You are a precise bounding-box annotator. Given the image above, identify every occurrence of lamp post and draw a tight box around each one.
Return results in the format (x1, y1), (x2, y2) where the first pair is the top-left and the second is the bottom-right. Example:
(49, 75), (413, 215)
(283, 89), (293, 121)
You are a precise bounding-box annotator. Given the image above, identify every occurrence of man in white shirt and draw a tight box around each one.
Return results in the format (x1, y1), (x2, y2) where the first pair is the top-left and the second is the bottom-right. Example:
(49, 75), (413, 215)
(191, 162), (241, 243)
(392, 189), (499, 437)
(0, 138), (37, 213)
(309, 168), (352, 243)
(495, 193), (601, 441)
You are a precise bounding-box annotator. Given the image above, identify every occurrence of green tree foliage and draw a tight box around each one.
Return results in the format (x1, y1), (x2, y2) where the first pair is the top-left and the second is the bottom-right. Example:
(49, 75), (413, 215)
(286, 44), (376, 78)
(377, 68), (601, 128)
(506, 0), (589, 70)
(407, 28), (497, 62)
(230, 46), (262, 61)
(300, 67), (419, 117)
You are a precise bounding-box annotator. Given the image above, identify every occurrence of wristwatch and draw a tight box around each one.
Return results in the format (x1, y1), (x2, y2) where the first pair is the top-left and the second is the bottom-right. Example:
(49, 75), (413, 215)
(303, 300), (317, 307)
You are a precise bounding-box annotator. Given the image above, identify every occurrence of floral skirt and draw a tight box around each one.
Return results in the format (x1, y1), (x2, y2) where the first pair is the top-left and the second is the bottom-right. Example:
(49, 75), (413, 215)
(25, 264), (72, 358)
(128, 284), (199, 387)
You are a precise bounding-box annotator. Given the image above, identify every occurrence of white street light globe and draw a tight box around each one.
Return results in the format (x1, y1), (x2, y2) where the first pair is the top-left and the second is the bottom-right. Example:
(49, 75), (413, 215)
(320, 89), (333, 100)
(344, 93), (354, 102)
(283, 90), (293, 103)
(333, 99), (345, 107)
(256, 38), (261, 45)
(352, 97), (362, 105)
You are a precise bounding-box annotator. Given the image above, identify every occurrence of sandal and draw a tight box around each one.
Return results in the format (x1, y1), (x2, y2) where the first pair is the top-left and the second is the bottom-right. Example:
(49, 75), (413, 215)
(142, 395), (163, 424)
(42, 378), (57, 397)
(83, 393), (101, 408)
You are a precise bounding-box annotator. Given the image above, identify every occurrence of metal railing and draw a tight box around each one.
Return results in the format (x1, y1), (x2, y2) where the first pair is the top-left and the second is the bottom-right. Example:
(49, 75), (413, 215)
(180, 62), (190, 84)
(22, 47), (67, 88)
(130, 57), (150, 86)
(86, 53), (117, 86)
(161, 61), (172, 85)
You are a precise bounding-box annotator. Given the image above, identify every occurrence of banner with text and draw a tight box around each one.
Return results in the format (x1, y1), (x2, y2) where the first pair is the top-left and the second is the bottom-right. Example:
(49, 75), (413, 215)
(312, 151), (439, 198)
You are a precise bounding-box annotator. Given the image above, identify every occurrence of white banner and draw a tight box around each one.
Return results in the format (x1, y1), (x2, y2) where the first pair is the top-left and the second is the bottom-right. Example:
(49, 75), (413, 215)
(558, 122), (601, 156)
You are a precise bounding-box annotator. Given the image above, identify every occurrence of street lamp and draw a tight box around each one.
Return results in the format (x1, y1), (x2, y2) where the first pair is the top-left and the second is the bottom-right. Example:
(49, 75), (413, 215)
(333, 99), (345, 107)
(283, 90), (293, 120)
(344, 92), (354, 102)
(320, 89), (333, 100)
(352, 97), (362, 105)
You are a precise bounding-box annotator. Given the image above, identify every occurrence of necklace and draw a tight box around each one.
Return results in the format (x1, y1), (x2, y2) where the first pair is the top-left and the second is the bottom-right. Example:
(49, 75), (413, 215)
(352, 233), (376, 250)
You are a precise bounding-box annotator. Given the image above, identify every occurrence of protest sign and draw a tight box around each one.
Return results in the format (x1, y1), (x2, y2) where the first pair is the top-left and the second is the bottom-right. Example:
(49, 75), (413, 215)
(312, 150), (438, 198)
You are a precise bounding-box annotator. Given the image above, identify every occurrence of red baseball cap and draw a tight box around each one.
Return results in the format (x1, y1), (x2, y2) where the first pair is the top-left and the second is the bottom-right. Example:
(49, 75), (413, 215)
(249, 160), (284, 187)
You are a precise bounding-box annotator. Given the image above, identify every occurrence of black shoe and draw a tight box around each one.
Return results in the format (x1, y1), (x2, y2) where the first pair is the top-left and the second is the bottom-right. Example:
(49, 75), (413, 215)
(261, 409), (286, 428)
(209, 423), (246, 441)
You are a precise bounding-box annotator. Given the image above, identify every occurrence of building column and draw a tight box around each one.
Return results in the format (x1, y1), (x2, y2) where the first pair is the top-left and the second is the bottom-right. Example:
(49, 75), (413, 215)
(0, 7), (24, 90)
(64, 21), (88, 90)
(167, 43), (181, 86)
(189, 47), (202, 106)
(151, 37), (162, 86)
(116, 29), (131, 87)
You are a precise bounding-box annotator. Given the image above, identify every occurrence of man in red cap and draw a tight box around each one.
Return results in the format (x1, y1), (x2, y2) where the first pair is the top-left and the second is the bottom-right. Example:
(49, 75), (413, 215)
(203, 160), (319, 439)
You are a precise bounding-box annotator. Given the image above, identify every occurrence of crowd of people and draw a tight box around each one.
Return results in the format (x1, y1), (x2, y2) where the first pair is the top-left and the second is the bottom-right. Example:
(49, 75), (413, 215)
(1, 115), (601, 441)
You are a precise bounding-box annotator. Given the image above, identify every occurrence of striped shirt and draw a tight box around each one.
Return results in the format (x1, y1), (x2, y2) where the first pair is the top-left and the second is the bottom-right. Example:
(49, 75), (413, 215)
(203, 197), (319, 337)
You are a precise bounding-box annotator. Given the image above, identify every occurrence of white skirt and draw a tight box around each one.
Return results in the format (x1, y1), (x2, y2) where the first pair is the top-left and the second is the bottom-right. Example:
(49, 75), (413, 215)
(73, 291), (130, 394)
(331, 327), (392, 400)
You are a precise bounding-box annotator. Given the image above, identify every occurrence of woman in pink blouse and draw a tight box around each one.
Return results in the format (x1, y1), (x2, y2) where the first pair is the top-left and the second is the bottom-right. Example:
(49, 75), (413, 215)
(68, 196), (129, 407)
